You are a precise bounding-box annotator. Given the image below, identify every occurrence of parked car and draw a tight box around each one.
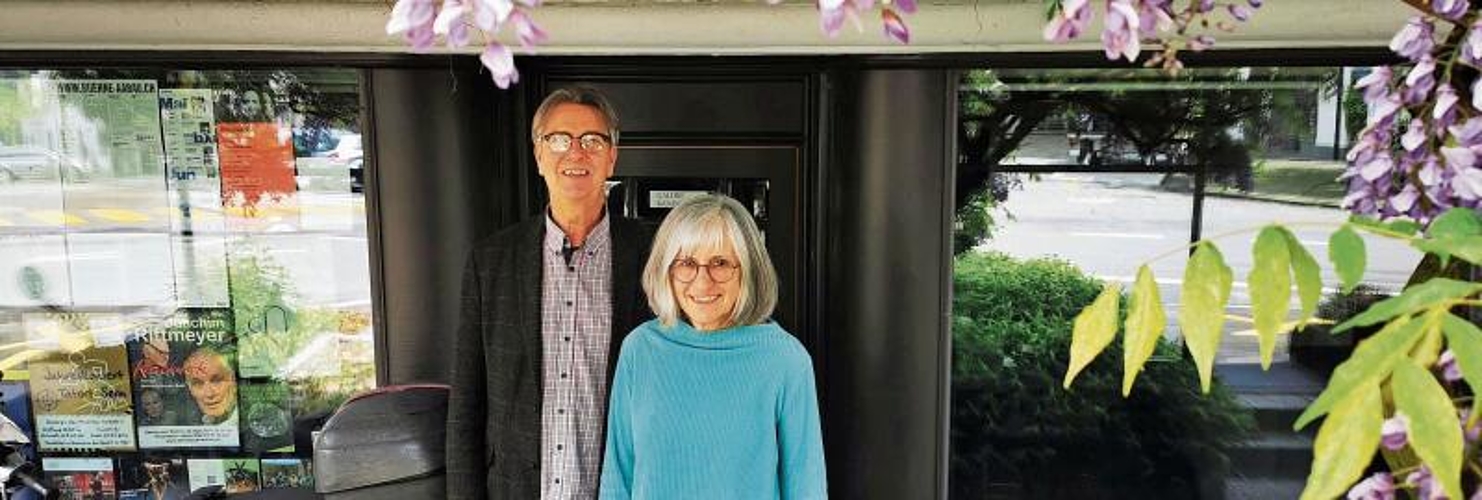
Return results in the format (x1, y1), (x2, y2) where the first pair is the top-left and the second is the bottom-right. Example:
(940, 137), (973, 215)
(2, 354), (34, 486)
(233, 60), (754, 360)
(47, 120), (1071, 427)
(0, 145), (90, 183)
(326, 134), (364, 193)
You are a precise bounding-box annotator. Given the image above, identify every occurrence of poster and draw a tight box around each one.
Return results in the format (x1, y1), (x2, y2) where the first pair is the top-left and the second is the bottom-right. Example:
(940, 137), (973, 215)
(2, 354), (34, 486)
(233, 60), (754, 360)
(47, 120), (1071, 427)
(27, 313), (135, 451)
(170, 235), (229, 309)
(127, 309), (239, 449)
(186, 458), (259, 493)
(117, 457), (188, 500)
(42, 457), (117, 500)
(55, 80), (169, 233)
(259, 458), (312, 489)
(159, 88), (224, 237)
(238, 380), (292, 453)
(216, 122), (299, 232)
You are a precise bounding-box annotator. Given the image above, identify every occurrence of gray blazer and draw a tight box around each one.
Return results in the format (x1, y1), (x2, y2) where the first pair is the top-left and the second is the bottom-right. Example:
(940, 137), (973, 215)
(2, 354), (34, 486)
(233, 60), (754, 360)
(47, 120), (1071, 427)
(445, 215), (654, 500)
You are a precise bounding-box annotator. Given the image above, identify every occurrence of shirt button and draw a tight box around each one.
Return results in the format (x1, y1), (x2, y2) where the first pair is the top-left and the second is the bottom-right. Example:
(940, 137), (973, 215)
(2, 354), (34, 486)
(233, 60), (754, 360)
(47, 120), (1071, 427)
(560, 372), (568, 379)
(557, 444), (564, 451)
(557, 408), (564, 414)
(566, 300), (573, 306)
(568, 266), (575, 272)
(555, 478), (561, 485)
(564, 336), (571, 342)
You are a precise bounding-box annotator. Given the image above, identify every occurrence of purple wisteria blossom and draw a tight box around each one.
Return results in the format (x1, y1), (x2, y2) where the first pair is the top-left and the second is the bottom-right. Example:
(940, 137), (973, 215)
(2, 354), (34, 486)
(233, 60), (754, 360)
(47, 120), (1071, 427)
(1346, 472), (1396, 500)
(1437, 350), (1463, 382)
(1403, 56), (1438, 105)
(1407, 466), (1446, 500)
(1390, 16), (1436, 62)
(1043, 0), (1260, 70)
(1355, 66), (1394, 102)
(1432, 84), (1460, 136)
(1381, 414), (1409, 451)
(1464, 21), (1482, 64)
(1044, 0), (1093, 42)
(1433, 0), (1468, 20)
(882, 9), (910, 44)
(1101, 0), (1142, 62)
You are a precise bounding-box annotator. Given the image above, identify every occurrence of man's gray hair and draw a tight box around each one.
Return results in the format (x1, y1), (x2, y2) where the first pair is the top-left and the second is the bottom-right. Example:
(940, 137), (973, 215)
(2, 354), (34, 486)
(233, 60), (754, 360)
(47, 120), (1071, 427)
(530, 85), (620, 146)
(642, 194), (778, 328)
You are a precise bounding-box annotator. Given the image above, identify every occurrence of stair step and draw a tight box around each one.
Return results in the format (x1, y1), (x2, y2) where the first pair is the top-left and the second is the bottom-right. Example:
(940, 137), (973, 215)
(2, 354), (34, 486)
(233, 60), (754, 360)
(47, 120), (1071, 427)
(1238, 393), (1318, 436)
(1223, 476), (1308, 500)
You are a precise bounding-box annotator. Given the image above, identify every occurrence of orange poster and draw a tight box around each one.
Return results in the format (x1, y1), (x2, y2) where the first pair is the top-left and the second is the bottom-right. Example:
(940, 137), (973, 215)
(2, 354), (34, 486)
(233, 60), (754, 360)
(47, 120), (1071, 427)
(217, 122), (299, 231)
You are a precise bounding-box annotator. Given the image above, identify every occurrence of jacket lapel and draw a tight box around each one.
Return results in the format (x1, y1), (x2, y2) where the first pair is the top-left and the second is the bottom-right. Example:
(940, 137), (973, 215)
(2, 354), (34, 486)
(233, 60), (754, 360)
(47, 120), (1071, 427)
(515, 218), (544, 390)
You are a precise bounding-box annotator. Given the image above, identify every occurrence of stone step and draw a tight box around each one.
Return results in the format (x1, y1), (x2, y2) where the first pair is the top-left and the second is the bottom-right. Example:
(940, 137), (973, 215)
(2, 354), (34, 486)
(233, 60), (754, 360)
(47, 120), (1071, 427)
(1237, 393), (1318, 436)
(1228, 432), (1315, 480)
(1223, 475), (1308, 500)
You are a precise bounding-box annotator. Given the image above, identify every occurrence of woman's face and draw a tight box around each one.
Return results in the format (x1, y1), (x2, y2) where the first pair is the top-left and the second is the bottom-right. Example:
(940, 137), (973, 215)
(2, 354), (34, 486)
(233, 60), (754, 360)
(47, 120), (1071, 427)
(670, 237), (742, 331)
(141, 390), (165, 417)
(184, 354), (237, 419)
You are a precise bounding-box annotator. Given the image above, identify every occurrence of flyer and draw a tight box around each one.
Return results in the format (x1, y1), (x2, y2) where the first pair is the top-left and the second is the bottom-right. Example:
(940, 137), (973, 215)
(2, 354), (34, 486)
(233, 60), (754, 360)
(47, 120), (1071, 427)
(186, 458), (259, 493)
(216, 121), (299, 232)
(237, 380), (292, 453)
(117, 456), (189, 500)
(42, 457), (117, 500)
(27, 313), (135, 451)
(259, 458), (312, 489)
(0, 380), (37, 462)
(126, 309), (239, 449)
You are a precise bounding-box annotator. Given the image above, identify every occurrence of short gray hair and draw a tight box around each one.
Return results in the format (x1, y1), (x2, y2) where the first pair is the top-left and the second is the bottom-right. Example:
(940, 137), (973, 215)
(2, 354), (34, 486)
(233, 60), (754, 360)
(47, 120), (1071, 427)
(530, 85), (620, 146)
(642, 194), (777, 328)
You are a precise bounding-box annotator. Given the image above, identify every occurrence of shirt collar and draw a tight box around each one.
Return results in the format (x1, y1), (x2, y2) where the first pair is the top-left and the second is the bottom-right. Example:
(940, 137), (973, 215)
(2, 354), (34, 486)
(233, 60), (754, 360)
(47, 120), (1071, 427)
(543, 208), (611, 254)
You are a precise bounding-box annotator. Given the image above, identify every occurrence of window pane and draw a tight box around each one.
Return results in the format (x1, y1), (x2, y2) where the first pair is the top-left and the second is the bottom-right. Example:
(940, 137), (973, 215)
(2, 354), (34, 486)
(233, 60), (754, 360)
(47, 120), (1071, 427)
(0, 68), (371, 487)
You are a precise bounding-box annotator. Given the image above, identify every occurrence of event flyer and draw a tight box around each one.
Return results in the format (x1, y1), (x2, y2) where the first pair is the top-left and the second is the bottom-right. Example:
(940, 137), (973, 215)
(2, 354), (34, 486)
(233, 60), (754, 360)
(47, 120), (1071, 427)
(117, 456), (189, 500)
(56, 80), (166, 183)
(28, 326), (136, 451)
(216, 121), (299, 232)
(42, 457), (117, 500)
(186, 458), (259, 493)
(126, 309), (240, 449)
(237, 380), (292, 453)
(259, 458), (312, 489)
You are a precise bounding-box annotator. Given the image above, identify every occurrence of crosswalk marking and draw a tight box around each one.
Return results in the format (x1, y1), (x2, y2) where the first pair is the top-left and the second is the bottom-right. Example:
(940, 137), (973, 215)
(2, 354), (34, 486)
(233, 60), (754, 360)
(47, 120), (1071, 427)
(29, 210), (86, 226)
(88, 208), (149, 223)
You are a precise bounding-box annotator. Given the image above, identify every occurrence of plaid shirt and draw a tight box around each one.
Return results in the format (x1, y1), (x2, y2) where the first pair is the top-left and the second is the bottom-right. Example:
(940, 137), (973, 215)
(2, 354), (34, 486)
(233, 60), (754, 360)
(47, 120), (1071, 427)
(540, 213), (613, 500)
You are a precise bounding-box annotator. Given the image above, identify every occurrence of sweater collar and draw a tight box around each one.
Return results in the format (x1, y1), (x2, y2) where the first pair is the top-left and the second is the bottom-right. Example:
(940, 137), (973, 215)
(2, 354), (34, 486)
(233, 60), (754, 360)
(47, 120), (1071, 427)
(652, 318), (775, 350)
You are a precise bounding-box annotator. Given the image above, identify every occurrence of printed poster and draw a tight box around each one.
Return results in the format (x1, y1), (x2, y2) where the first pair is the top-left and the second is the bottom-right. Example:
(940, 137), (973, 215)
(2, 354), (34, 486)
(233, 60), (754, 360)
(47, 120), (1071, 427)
(0, 380), (37, 462)
(126, 309), (239, 449)
(56, 80), (165, 180)
(42, 457), (117, 500)
(186, 458), (259, 493)
(159, 88), (224, 235)
(26, 313), (135, 451)
(117, 457), (188, 500)
(238, 380), (292, 453)
(216, 121), (299, 232)
(260, 458), (312, 489)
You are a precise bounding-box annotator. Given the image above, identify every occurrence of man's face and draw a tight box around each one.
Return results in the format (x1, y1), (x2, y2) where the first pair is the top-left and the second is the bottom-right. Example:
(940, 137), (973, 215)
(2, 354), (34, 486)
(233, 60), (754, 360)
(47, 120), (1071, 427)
(534, 103), (617, 207)
(241, 91), (263, 119)
(184, 354), (237, 419)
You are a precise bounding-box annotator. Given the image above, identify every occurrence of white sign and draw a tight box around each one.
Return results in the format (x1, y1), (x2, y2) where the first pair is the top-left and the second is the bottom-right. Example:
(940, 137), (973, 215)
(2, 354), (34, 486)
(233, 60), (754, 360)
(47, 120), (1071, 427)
(648, 190), (708, 209)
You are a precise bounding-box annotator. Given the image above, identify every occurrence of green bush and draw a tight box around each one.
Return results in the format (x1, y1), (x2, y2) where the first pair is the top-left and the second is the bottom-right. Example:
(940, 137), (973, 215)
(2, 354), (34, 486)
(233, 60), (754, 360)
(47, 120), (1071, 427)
(951, 252), (1254, 499)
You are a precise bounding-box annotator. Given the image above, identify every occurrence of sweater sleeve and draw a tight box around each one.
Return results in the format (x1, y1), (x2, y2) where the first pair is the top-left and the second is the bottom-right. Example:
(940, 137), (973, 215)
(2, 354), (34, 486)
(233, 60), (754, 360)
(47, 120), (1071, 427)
(599, 340), (636, 500)
(778, 350), (828, 500)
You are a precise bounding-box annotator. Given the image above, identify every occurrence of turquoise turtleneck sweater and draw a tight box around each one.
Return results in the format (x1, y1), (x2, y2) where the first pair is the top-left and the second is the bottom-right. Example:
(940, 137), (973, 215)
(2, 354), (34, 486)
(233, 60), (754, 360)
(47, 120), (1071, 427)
(599, 318), (827, 500)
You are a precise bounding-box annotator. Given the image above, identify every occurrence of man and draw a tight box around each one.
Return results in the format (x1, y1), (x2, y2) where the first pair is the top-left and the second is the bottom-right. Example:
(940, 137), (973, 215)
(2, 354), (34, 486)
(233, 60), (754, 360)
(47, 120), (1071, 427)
(447, 86), (653, 499)
(182, 347), (238, 426)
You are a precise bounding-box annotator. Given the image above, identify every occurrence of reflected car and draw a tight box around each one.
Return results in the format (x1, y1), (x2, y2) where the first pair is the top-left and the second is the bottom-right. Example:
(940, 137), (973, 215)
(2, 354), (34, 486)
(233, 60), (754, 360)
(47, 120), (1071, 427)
(0, 146), (90, 183)
(326, 134), (364, 193)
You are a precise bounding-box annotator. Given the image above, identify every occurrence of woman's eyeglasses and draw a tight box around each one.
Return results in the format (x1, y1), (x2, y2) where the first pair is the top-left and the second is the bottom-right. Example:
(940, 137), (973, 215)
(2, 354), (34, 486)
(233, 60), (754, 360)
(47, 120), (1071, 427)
(671, 257), (740, 283)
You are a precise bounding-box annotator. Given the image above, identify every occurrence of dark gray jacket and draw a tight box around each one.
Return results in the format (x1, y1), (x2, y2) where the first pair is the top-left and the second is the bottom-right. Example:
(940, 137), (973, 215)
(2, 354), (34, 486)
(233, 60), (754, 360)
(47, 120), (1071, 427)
(445, 216), (653, 500)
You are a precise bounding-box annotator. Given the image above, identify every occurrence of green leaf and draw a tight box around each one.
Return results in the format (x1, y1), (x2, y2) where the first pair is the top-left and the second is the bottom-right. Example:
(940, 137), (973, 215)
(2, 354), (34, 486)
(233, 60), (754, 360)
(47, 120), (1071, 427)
(1180, 242), (1232, 394)
(1250, 226), (1292, 369)
(1349, 215), (1422, 237)
(1063, 282), (1122, 389)
(1333, 278), (1482, 333)
(1426, 207), (1482, 239)
(1122, 265), (1166, 396)
(1409, 311), (1445, 368)
(1328, 225), (1366, 294)
(1441, 313), (1482, 423)
(1281, 227), (1322, 326)
(1412, 235), (1482, 266)
(1295, 315), (1425, 430)
(1393, 360), (1465, 500)
(1298, 383), (1382, 500)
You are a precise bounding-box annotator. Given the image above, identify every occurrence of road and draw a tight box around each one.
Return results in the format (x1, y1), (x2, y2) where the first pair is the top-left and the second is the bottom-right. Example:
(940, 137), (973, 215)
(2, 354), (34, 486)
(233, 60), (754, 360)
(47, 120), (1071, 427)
(0, 177), (371, 311)
(977, 172), (1421, 364)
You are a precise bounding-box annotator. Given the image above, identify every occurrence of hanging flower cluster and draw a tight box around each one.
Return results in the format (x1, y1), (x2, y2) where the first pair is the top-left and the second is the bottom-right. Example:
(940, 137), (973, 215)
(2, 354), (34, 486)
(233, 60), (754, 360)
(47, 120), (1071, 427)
(387, 0), (916, 88)
(1346, 3), (1482, 223)
(1042, 0), (1262, 73)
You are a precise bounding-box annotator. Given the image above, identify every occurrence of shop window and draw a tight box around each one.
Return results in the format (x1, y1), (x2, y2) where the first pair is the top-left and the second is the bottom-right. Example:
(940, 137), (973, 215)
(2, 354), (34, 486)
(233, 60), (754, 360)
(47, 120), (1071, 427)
(0, 68), (369, 497)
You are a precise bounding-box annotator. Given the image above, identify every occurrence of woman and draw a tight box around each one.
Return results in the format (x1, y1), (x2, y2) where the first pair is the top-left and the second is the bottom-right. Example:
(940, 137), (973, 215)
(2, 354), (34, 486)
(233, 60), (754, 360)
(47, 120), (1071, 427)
(600, 194), (826, 499)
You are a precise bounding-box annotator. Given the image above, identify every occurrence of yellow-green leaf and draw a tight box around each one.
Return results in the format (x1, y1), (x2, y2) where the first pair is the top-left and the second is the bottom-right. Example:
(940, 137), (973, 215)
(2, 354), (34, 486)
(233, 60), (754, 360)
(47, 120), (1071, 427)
(1350, 214), (1422, 237)
(1409, 310), (1444, 368)
(1281, 227), (1322, 326)
(1441, 313), (1482, 423)
(1393, 360), (1465, 500)
(1298, 383), (1382, 500)
(1412, 235), (1482, 266)
(1250, 225), (1292, 369)
(1426, 207), (1482, 239)
(1295, 315), (1425, 430)
(1328, 225), (1366, 294)
(1064, 282), (1122, 389)
(1180, 242), (1232, 394)
(1122, 265), (1166, 396)
(1334, 278), (1482, 333)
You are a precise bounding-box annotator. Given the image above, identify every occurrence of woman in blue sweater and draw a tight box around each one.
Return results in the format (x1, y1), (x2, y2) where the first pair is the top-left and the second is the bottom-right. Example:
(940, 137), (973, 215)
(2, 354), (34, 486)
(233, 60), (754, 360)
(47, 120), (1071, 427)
(599, 194), (827, 500)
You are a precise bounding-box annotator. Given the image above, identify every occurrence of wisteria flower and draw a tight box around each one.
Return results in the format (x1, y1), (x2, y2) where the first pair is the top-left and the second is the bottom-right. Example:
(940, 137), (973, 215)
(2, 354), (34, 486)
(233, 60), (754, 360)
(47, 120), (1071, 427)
(1390, 16), (1436, 62)
(1346, 472), (1396, 500)
(1406, 466), (1445, 500)
(480, 43), (519, 89)
(1403, 119), (1429, 152)
(1437, 350), (1462, 382)
(882, 9), (910, 44)
(1044, 0), (1093, 42)
(1433, 0), (1467, 20)
(1355, 67), (1393, 102)
(1403, 56), (1437, 105)
(1101, 0), (1142, 62)
(1381, 414), (1409, 451)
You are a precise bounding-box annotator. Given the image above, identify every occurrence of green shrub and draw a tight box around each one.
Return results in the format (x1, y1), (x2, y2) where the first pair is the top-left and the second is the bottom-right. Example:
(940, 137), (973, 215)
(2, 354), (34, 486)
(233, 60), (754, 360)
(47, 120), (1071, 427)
(951, 252), (1254, 499)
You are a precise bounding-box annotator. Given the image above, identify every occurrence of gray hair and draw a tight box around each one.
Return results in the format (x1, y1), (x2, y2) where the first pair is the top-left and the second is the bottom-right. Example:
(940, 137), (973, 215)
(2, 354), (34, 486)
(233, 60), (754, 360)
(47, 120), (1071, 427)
(642, 194), (777, 329)
(530, 85), (620, 146)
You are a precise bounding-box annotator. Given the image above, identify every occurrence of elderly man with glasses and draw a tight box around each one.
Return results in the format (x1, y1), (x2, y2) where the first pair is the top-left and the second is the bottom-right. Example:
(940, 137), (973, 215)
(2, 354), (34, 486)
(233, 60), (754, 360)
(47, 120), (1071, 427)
(448, 85), (655, 500)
